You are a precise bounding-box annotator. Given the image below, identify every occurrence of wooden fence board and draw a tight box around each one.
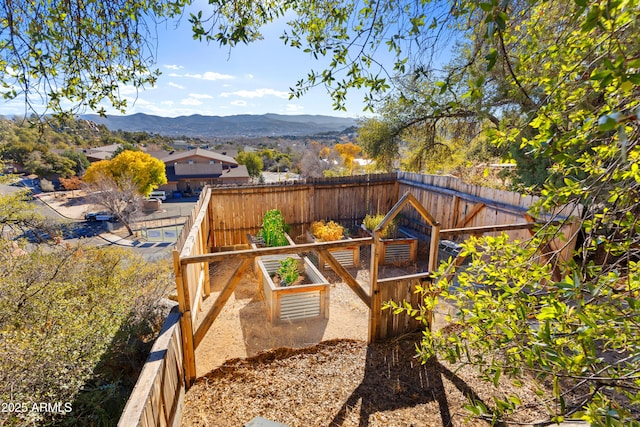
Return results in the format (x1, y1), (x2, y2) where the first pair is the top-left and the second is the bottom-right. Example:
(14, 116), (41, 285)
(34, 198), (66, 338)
(118, 308), (184, 427)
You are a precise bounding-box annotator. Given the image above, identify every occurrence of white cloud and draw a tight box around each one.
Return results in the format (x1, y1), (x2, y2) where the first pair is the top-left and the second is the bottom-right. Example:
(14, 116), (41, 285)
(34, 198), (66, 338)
(188, 93), (213, 99)
(230, 100), (247, 107)
(118, 85), (140, 96)
(181, 98), (203, 106)
(220, 88), (289, 99)
(165, 64), (184, 70)
(168, 82), (184, 89)
(246, 74), (254, 79)
(184, 72), (235, 81)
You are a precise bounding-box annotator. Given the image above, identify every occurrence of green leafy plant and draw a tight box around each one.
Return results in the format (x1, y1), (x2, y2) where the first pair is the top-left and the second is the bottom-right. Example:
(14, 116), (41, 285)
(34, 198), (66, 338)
(277, 257), (301, 287)
(362, 213), (397, 238)
(258, 209), (289, 247)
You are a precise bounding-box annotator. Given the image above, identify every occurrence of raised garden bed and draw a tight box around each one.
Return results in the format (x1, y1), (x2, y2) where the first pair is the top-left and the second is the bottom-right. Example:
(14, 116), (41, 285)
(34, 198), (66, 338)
(305, 231), (360, 269)
(256, 255), (330, 323)
(361, 224), (418, 266)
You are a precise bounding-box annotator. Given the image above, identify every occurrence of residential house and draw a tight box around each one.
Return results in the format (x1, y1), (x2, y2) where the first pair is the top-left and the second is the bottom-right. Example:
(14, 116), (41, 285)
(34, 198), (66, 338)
(82, 143), (122, 162)
(156, 148), (250, 193)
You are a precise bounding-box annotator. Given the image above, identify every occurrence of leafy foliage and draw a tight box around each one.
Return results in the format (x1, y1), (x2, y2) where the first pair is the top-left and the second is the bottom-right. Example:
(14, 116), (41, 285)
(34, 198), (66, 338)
(257, 209), (290, 247)
(362, 213), (397, 239)
(334, 142), (361, 176)
(276, 257), (301, 287)
(0, 189), (58, 241)
(310, 220), (345, 241)
(0, 241), (174, 425)
(84, 150), (166, 197)
(382, 0), (640, 423)
(0, 0), (189, 118)
(236, 151), (264, 180)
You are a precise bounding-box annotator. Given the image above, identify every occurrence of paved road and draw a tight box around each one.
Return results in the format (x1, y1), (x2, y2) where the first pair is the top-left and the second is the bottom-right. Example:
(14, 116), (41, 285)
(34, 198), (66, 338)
(1, 182), (180, 261)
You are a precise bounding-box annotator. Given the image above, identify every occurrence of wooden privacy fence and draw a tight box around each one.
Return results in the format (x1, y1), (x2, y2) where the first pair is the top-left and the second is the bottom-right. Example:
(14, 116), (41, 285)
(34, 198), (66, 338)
(118, 308), (184, 427)
(397, 172), (582, 264)
(208, 173), (398, 246)
(118, 188), (214, 427)
(119, 172), (583, 426)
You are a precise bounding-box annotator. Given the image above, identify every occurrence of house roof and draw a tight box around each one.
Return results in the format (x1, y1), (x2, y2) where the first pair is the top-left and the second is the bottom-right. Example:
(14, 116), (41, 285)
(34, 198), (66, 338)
(164, 164), (249, 183)
(222, 164), (249, 179)
(159, 148), (238, 165)
(82, 143), (122, 161)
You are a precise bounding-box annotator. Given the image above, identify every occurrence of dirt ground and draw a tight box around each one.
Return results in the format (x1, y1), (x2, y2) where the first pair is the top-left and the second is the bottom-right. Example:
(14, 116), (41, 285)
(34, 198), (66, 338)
(193, 245), (401, 377)
(182, 246), (559, 427)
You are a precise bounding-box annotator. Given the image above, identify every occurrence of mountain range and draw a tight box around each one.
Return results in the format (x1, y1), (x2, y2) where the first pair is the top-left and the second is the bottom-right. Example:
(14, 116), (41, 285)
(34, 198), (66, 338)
(80, 113), (359, 139)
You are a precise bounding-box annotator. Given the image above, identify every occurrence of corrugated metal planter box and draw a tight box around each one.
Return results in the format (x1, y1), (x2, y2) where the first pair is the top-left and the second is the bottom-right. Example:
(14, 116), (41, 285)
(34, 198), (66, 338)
(304, 230), (360, 270)
(257, 255), (330, 323)
(379, 230), (418, 266)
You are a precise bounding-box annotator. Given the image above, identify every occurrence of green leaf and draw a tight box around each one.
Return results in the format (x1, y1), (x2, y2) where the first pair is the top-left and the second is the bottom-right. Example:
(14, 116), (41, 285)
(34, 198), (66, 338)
(597, 113), (620, 131)
(479, 2), (494, 12)
(485, 48), (498, 71)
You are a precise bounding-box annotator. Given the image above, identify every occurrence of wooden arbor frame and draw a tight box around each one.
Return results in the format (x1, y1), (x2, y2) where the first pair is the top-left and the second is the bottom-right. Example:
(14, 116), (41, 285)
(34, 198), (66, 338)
(174, 191), (440, 386)
(368, 192), (440, 341)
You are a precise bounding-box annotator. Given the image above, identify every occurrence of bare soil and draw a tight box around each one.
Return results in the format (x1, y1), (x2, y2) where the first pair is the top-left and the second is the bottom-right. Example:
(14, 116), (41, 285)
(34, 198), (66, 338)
(182, 245), (554, 427)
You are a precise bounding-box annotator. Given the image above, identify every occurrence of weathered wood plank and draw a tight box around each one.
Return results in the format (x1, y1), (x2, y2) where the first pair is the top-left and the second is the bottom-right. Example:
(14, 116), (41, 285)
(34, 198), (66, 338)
(193, 258), (252, 348)
(318, 248), (371, 308)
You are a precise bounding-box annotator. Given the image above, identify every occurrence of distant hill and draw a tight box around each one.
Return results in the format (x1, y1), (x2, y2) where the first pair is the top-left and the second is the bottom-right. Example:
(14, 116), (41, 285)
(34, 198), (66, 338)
(80, 113), (359, 138)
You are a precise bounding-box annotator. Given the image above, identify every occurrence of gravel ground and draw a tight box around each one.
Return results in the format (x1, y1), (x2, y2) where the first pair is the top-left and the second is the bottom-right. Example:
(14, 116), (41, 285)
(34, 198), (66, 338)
(182, 335), (554, 427)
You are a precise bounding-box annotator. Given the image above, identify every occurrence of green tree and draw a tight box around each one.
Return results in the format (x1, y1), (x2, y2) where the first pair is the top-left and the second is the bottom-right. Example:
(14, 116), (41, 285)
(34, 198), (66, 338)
(0, 0), (191, 119)
(61, 149), (90, 175)
(236, 151), (264, 180)
(384, 1), (640, 424)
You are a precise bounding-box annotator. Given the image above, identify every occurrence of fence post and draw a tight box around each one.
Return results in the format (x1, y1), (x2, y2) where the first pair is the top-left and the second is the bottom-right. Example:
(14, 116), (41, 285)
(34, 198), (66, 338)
(368, 231), (382, 342)
(173, 249), (196, 387)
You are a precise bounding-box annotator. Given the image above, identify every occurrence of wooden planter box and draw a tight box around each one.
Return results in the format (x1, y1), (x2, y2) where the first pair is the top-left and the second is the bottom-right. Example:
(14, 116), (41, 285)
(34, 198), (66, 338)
(257, 255), (330, 323)
(305, 230), (360, 270)
(362, 225), (418, 266)
(249, 232), (296, 274)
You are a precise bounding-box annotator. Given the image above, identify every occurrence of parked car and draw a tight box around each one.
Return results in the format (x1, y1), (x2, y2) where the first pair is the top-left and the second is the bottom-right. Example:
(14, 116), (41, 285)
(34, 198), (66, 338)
(84, 211), (116, 222)
(147, 190), (166, 201)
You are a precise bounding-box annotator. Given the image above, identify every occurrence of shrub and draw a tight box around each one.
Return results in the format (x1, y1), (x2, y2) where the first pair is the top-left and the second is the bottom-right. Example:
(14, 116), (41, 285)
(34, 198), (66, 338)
(362, 213), (397, 238)
(0, 241), (173, 425)
(258, 209), (289, 247)
(310, 220), (345, 241)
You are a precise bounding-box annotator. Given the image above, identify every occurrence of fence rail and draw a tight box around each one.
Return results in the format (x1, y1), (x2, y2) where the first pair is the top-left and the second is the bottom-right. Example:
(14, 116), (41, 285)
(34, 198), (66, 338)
(118, 307), (184, 427)
(120, 172), (582, 426)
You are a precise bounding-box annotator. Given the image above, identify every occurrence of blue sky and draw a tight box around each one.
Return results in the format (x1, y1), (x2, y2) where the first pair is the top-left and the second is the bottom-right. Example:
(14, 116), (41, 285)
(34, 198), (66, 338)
(0, 10), (381, 119)
(147, 15), (373, 118)
(0, 3), (456, 119)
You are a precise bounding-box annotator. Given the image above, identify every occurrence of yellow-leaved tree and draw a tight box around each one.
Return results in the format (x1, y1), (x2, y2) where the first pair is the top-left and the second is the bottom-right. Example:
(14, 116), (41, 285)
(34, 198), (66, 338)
(84, 150), (167, 234)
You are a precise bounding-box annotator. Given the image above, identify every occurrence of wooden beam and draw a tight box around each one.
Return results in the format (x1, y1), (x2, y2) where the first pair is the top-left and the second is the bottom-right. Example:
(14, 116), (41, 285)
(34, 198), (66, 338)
(428, 223), (441, 273)
(368, 231), (381, 343)
(318, 248), (371, 308)
(456, 202), (485, 228)
(377, 271), (431, 283)
(173, 249), (187, 313)
(181, 237), (373, 265)
(193, 258), (252, 348)
(440, 222), (537, 236)
(406, 192), (439, 227)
